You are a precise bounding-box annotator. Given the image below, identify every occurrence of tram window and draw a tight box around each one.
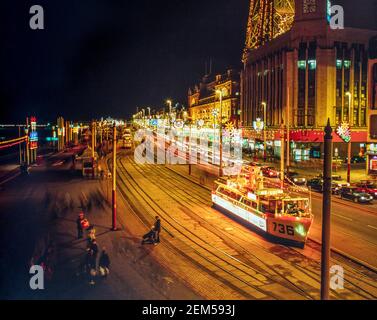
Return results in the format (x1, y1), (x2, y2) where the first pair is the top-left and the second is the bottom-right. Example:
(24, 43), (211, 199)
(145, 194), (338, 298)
(268, 201), (277, 213)
(243, 199), (251, 207)
(276, 200), (283, 213)
(286, 201), (300, 215)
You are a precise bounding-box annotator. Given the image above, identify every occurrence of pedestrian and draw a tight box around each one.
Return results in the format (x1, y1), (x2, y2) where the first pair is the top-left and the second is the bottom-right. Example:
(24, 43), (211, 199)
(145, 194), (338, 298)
(86, 225), (96, 249)
(85, 249), (96, 285)
(153, 216), (161, 245)
(90, 239), (99, 263)
(76, 212), (84, 239)
(99, 247), (110, 278)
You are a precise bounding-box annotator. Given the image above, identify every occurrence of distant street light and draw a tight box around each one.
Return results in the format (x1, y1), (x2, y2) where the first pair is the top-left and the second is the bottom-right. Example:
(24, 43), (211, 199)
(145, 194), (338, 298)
(215, 90), (223, 177)
(167, 100), (172, 128)
(345, 91), (352, 183)
(262, 101), (267, 162)
(142, 108), (146, 128)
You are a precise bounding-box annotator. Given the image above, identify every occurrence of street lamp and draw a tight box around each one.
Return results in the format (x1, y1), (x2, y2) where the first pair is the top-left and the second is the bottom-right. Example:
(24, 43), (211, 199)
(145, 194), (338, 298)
(345, 91), (352, 183)
(262, 101), (267, 162)
(147, 107), (151, 128)
(142, 109), (146, 128)
(216, 89), (223, 177)
(166, 100), (172, 128)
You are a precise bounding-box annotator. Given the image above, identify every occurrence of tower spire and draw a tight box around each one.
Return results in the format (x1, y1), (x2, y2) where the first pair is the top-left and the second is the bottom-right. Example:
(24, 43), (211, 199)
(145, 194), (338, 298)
(243, 0), (295, 61)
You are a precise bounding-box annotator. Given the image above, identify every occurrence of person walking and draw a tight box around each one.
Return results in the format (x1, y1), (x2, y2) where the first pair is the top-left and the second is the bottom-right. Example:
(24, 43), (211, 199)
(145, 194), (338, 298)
(99, 247), (110, 278)
(90, 239), (99, 265)
(76, 212), (84, 239)
(153, 216), (161, 245)
(85, 249), (96, 285)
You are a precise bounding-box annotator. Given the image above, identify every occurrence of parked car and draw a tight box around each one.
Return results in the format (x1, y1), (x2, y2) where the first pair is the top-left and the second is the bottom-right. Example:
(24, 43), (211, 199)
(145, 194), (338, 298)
(345, 156), (366, 164)
(284, 171), (307, 186)
(340, 187), (374, 204)
(261, 166), (279, 178)
(354, 182), (377, 199)
(332, 181), (351, 195)
(307, 178), (324, 192)
(307, 178), (349, 195)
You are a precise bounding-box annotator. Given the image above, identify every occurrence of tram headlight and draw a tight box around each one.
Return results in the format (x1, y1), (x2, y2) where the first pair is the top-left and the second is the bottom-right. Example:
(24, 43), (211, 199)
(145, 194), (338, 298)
(295, 224), (307, 237)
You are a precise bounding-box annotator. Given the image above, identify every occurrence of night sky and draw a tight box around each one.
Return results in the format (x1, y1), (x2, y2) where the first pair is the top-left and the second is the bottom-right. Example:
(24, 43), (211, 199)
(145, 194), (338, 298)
(1, 0), (376, 123)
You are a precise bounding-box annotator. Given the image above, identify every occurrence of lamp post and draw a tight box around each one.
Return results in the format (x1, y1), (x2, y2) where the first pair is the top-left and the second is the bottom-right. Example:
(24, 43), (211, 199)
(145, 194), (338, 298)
(262, 102), (267, 162)
(147, 107), (151, 128)
(167, 100), (172, 129)
(280, 121), (285, 189)
(216, 90), (223, 177)
(321, 119), (333, 300)
(142, 109), (146, 128)
(345, 92), (352, 183)
(112, 123), (117, 231)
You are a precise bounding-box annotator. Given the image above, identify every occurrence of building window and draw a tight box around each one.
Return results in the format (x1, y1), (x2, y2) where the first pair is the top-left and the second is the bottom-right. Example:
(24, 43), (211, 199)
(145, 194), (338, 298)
(344, 60), (351, 69)
(307, 40), (317, 127)
(298, 60), (306, 69)
(371, 115), (377, 139)
(308, 60), (317, 70)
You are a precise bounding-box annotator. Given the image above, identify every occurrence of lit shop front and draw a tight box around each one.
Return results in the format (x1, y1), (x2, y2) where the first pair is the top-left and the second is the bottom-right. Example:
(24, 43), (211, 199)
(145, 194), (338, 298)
(367, 144), (377, 176)
(243, 128), (368, 162)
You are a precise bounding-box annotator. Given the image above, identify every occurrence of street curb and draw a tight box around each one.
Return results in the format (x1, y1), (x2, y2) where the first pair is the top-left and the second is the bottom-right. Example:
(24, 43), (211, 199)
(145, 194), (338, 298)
(308, 237), (377, 274)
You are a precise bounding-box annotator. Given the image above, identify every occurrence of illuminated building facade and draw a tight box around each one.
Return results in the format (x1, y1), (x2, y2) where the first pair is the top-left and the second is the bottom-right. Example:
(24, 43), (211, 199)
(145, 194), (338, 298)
(367, 48), (377, 175)
(241, 0), (377, 164)
(188, 69), (240, 127)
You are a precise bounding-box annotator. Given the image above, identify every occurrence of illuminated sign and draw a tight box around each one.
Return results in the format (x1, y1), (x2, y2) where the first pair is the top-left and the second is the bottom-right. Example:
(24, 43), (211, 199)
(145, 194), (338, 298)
(46, 137), (58, 142)
(369, 156), (377, 175)
(336, 122), (351, 143)
(29, 132), (38, 142)
(327, 0), (332, 23)
(247, 192), (257, 201)
(30, 141), (38, 150)
(367, 144), (377, 155)
(257, 189), (283, 196)
(253, 118), (264, 132)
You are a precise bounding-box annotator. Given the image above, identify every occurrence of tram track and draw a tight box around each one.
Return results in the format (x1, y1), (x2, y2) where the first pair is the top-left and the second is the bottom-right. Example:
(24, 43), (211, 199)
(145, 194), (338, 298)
(129, 160), (321, 299)
(128, 158), (377, 300)
(115, 157), (313, 300)
(106, 147), (377, 299)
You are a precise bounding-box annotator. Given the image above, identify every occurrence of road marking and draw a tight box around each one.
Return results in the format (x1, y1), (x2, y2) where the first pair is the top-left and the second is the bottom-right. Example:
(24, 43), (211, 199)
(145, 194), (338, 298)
(368, 225), (377, 231)
(333, 214), (353, 222)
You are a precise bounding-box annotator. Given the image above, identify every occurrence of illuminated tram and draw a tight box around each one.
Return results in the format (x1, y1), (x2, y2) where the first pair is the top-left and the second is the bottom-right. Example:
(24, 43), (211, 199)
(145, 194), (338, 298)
(211, 166), (313, 246)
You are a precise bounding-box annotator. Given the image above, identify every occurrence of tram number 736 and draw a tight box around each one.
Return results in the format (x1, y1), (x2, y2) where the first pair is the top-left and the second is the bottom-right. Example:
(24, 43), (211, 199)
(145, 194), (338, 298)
(273, 222), (295, 236)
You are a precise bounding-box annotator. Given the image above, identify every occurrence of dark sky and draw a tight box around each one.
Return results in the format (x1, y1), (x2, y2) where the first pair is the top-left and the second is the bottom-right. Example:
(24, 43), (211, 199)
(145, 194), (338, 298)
(1, 0), (376, 123)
